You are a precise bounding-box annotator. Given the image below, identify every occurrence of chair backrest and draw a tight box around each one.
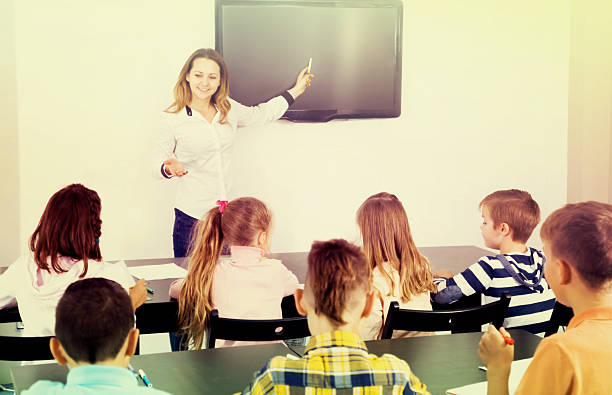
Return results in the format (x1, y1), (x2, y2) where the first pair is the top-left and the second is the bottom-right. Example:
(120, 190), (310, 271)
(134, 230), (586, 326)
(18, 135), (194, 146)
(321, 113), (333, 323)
(0, 335), (54, 361)
(544, 301), (574, 337)
(381, 292), (511, 339)
(207, 310), (310, 349)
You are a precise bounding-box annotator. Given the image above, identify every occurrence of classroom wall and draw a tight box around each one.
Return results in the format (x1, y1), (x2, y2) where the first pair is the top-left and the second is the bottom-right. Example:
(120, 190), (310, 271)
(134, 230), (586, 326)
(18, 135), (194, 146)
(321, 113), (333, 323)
(567, 0), (612, 203)
(0, 0), (21, 267)
(9, 0), (570, 261)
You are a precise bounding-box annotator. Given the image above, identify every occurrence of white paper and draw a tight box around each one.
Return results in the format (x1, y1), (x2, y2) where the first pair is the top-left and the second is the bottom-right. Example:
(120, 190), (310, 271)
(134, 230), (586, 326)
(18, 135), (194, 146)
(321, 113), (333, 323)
(128, 264), (188, 280)
(445, 358), (533, 395)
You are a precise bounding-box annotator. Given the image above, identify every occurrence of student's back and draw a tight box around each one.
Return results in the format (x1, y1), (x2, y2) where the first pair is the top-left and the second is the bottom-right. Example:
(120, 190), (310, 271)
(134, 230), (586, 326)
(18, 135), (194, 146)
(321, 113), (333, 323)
(0, 252), (133, 336)
(356, 193), (435, 340)
(0, 184), (143, 337)
(23, 278), (170, 395)
(174, 198), (298, 349)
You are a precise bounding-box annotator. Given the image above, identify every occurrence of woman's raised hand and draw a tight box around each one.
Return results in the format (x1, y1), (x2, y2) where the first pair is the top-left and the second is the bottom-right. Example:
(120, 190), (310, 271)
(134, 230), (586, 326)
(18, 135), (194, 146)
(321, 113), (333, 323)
(163, 158), (188, 177)
(288, 66), (314, 99)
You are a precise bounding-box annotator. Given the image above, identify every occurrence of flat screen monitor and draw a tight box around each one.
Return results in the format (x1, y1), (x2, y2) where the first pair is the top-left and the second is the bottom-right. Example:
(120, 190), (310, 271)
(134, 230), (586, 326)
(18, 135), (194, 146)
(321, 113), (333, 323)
(216, 0), (403, 122)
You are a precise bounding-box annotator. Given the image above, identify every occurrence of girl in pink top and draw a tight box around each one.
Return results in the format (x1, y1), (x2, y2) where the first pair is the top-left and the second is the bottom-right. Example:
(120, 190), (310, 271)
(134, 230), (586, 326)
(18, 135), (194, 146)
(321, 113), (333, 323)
(170, 197), (298, 349)
(357, 192), (436, 340)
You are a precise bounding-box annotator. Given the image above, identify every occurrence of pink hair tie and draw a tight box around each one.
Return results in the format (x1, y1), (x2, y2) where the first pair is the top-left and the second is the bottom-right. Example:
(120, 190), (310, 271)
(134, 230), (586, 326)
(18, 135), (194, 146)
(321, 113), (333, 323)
(216, 200), (229, 213)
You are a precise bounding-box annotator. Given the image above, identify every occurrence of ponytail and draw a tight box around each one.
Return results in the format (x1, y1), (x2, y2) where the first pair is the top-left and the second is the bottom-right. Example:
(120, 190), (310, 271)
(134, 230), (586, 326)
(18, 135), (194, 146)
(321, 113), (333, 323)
(177, 207), (224, 349)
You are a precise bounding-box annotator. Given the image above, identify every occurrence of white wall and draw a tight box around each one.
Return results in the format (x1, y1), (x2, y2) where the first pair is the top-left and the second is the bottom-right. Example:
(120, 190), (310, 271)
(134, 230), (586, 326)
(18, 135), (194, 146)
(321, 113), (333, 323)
(0, 0), (20, 266)
(567, 0), (612, 203)
(13, 0), (569, 260)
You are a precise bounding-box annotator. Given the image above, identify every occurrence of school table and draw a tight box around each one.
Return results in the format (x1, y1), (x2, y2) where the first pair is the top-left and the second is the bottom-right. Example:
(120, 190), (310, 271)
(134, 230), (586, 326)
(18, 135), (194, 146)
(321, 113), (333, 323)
(10, 329), (541, 395)
(287, 329), (541, 395)
(0, 246), (492, 325)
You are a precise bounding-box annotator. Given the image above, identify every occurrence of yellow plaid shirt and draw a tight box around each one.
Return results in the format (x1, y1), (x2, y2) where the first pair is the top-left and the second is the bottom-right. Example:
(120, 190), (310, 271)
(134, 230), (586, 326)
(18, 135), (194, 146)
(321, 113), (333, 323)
(242, 330), (430, 394)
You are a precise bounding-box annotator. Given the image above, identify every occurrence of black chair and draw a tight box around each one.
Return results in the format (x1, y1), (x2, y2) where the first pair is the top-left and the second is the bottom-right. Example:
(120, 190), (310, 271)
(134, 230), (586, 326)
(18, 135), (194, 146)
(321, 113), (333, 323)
(0, 335), (54, 361)
(134, 300), (180, 354)
(544, 301), (573, 337)
(207, 309), (310, 349)
(381, 292), (511, 339)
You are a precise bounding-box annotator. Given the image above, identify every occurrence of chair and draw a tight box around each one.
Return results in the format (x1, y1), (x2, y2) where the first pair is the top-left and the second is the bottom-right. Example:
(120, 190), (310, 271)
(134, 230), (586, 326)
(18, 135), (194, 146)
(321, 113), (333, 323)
(134, 300), (180, 354)
(544, 301), (574, 337)
(207, 309), (310, 349)
(381, 292), (511, 339)
(0, 335), (54, 361)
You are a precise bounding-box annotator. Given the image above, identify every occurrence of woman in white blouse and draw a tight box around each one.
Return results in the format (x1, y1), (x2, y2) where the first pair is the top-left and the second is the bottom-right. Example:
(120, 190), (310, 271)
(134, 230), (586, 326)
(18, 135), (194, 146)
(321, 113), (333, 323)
(155, 48), (312, 259)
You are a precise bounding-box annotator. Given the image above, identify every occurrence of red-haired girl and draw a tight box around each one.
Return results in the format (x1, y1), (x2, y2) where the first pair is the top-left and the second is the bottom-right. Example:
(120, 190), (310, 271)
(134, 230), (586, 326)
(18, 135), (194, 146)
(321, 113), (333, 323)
(0, 184), (146, 336)
(170, 197), (298, 349)
(356, 192), (436, 339)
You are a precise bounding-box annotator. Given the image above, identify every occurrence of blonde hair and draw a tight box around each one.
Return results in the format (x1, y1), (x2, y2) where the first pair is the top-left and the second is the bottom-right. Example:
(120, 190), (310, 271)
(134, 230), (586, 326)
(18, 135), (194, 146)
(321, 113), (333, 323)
(177, 197), (272, 349)
(165, 48), (231, 124)
(356, 192), (435, 303)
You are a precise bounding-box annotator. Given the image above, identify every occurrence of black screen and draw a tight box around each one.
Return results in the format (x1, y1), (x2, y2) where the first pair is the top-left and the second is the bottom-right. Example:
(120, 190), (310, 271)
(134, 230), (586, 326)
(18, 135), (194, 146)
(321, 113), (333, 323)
(216, 0), (403, 121)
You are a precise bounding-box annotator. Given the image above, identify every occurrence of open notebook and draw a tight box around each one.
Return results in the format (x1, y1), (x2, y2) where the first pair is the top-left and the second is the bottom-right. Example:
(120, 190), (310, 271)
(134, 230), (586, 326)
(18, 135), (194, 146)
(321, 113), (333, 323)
(446, 358), (533, 395)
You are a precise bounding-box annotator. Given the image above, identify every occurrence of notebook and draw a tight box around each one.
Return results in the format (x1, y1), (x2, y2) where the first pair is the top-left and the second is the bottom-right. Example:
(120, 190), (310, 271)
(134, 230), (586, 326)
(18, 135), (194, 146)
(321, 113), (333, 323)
(446, 358), (533, 395)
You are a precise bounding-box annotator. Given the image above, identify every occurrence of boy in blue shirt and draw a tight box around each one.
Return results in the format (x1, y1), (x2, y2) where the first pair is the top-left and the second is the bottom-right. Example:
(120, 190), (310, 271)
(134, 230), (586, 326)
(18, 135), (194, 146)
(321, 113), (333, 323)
(23, 278), (170, 394)
(434, 189), (556, 335)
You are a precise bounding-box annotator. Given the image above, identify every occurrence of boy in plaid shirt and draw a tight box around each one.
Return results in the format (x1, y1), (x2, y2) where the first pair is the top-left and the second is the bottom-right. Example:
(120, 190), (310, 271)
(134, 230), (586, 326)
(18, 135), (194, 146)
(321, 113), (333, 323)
(242, 239), (430, 395)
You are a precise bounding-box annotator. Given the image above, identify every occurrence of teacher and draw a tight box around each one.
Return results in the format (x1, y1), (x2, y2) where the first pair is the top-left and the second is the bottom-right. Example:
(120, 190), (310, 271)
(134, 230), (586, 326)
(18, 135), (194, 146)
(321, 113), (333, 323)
(155, 48), (312, 258)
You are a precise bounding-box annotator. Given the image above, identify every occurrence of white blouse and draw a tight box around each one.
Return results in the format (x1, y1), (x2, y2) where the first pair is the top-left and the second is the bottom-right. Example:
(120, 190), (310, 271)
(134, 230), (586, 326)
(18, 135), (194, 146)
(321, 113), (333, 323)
(154, 96), (289, 219)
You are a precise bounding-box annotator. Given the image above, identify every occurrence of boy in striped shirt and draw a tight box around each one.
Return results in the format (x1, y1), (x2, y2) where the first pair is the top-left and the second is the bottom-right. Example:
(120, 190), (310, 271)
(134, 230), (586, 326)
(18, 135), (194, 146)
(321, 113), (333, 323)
(434, 189), (555, 335)
(242, 239), (430, 395)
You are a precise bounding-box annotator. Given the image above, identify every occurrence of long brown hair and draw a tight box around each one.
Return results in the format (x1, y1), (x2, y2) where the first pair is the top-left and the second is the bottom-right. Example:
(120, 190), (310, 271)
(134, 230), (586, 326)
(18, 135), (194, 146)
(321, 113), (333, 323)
(356, 192), (435, 302)
(30, 184), (102, 277)
(177, 197), (272, 349)
(165, 48), (231, 124)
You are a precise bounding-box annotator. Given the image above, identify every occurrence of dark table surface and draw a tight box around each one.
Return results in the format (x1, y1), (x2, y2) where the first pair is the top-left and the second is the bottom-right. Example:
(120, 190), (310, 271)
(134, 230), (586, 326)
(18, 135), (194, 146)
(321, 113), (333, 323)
(10, 342), (295, 395)
(11, 330), (540, 395)
(290, 329), (540, 395)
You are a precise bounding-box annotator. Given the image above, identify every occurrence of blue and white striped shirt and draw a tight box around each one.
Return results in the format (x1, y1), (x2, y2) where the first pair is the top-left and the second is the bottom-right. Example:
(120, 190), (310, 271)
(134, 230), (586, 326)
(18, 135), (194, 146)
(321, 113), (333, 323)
(434, 247), (555, 336)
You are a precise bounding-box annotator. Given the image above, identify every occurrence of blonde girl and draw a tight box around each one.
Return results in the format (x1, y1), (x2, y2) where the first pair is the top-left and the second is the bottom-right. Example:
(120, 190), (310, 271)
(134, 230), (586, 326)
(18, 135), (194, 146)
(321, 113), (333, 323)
(170, 197), (298, 349)
(356, 192), (436, 339)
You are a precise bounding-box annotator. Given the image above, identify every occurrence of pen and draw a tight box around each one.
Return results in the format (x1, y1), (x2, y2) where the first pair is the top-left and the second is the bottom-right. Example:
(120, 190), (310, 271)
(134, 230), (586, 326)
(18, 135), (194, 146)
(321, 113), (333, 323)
(307, 57), (312, 73)
(139, 369), (153, 387)
(146, 286), (154, 294)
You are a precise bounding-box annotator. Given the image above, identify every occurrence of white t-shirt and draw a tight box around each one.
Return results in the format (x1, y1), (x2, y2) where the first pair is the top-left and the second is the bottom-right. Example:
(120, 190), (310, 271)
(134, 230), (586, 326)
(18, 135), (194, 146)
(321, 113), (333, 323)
(360, 262), (433, 340)
(0, 251), (134, 336)
(153, 96), (289, 219)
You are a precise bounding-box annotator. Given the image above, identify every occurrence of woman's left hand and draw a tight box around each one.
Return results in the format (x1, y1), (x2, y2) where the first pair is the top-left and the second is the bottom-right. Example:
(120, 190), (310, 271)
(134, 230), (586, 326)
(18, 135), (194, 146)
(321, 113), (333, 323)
(288, 66), (314, 99)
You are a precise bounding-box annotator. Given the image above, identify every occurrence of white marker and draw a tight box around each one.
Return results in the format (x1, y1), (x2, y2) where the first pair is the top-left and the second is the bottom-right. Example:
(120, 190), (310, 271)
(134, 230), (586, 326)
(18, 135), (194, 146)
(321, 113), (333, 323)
(307, 57), (312, 73)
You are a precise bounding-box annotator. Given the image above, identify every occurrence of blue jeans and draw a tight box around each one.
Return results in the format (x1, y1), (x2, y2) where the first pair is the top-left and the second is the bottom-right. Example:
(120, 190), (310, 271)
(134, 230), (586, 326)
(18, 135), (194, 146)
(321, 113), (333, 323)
(172, 208), (198, 258)
(170, 208), (197, 351)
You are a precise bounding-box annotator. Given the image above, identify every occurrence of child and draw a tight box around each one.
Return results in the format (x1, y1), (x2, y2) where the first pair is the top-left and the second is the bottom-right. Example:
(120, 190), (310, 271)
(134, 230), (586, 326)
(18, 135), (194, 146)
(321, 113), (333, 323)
(356, 192), (436, 340)
(0, 184), (146, 337)
(23, 278), (170, 394)
(241, 239), (430, 394)
(171, 197), (298, 349)
(479, 201), (612, 394)
(434, 189), (556, 335)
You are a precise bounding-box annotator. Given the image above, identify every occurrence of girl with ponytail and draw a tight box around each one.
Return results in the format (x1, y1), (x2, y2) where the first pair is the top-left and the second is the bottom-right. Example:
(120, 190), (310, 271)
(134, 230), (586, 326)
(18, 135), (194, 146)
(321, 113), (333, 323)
(356, 192), (436, 340)
(171, 197), (298, 349)
(0, 184), (146, 337)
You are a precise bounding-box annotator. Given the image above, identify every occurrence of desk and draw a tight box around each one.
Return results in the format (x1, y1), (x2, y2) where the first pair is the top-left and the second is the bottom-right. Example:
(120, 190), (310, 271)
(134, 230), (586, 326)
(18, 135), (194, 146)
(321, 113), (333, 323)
(0, 246), (492, 325)
(11, 342), (294, 395)
(291, 329), (540, 395)
(11, 330), (540, 395)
